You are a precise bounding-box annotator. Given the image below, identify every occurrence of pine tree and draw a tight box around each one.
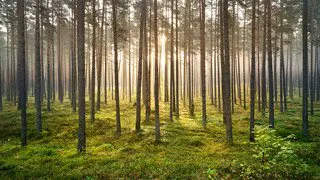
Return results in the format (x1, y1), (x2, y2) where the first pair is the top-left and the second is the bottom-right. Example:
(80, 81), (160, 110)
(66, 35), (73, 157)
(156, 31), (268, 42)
(17, 0), (27, 146)
(77, 0), (86, 152)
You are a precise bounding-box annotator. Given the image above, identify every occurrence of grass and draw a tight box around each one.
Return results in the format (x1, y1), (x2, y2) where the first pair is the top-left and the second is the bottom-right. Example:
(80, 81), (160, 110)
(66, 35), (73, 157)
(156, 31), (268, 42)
(0, 96), (319, 179)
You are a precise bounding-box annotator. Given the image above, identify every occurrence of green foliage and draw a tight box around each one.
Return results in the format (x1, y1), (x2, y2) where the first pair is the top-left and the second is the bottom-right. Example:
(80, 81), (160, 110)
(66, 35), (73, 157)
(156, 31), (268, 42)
(205, 168), (218, 179)
(233, 126), (312, 179)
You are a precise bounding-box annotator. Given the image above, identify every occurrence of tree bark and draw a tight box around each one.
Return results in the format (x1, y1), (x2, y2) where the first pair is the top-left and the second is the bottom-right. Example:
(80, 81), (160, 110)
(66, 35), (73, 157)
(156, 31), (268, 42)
(200, 0), (207, 128)
(91, 0), (96, 122)
(112, 0), (121, 135)
(250, 0), (256, 142)
(267, 0), (274, 128)
(77, 0), (86, 152)
(136, 0), (146, 134)
(154, 0), (161, 142)
(221, 0), (233, 143)
(302, 0), (308, 136)
(35, 0), (42, 134)
(18, 0), (27, 146)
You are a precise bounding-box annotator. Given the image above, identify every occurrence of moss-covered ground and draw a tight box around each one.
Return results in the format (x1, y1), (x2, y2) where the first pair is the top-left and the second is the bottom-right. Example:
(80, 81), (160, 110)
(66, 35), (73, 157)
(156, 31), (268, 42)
(0, 97), (319, 179)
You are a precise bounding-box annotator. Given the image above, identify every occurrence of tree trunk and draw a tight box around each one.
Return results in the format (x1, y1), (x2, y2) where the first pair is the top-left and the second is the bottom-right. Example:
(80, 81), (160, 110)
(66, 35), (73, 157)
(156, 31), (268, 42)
(310, 0), (315, 115)
(77, 0), (86, 152)
(154, 0), (161, 142)
(200, 0), (207, 128)
(274, 16), (278, 102)
(47, 0), (52, 112)
(243, 6), (246, 109)
(136, 0), (146, 134)
(280, 0), (284, 112)
(71, 0), (77, 112)
(170, 0), (175, 122)
(0, 51), (2, 111)
(97, 0), (105, 111)
(250, 0), (256, 142)
(35, 0), (42, 134)
(302, 0), (308, 136)
(18, 0), (27, 146)
(128, 9), (132, 103)
(58, 8), (63, 103)
(91, 0), (96, 122)
(112, 0), (121, 135)
(261, 0), (267, 115)
(267, 0), (274, 128)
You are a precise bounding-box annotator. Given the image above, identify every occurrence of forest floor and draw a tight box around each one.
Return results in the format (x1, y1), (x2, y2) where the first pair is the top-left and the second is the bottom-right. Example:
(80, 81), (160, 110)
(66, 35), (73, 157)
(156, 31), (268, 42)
(0, 97), (319, 179)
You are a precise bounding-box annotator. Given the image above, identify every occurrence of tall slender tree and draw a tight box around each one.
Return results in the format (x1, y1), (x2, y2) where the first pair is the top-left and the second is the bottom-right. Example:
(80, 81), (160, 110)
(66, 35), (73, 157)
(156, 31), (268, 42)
(267, 0), (274, 128)
(112, 0), (121, 135)
(243, 4), (246, 109)
(97, 0), (105, 111)
(17, 0), (27, 146)
(250, 0), (256, 142)
(91, 0), (96, 122)
(71, 0), (77, 112)
(77, 0), (86, 152)
(221, 0), (233, 143)
(200, 0), (206, 128)
(0, 52), (2, 112)
(170, 0), (175, 122)
(261, 0), (267, 115)
(302, 0), (308, 136)
(175, 0), (179, 118)
(35, 0), (42, 133)
(154, 0), (161, 142)
(136, 0), (146, 134)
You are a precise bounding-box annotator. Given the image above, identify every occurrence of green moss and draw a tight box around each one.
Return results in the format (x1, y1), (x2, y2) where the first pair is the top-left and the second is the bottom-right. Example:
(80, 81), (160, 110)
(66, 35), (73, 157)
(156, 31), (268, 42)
(0, 98), (319, 179)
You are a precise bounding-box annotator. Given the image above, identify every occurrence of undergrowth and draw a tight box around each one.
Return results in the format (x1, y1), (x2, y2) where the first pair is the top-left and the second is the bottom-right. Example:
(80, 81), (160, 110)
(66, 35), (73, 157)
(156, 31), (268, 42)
(0, 97), (319, 179)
